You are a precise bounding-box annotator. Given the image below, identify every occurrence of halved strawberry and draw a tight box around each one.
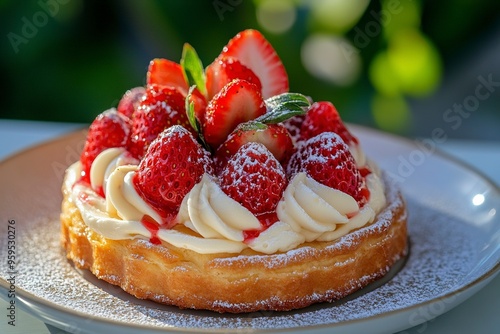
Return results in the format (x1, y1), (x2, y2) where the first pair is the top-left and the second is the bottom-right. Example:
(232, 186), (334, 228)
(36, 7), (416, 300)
(203, 79), (266, 150)
(80, 109), (131, 183)
(219, 142), (287, 215)
(128, 84), (194, 159)
(220, 29), (288, 99)
(215, 122), (293, 173)
(287, 132), (366, 204)
(299, 101), (358, 145)
(133, 125), (213, 222)
(117, 86), (146, 118)
(147, 58), (207, 123)
(147, 58), (188, 93)
(205, 56), (262, 100)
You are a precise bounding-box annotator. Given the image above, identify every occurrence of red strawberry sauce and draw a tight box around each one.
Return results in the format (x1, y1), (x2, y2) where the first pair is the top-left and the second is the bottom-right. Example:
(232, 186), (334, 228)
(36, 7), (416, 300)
(359, 167), (372, 177)
(74, 178), (90, 189)
(243, 212), (279, 242)
(141, 215), (162, 245)
(358, 167), (372, 206)
(94, 186), (105, 198)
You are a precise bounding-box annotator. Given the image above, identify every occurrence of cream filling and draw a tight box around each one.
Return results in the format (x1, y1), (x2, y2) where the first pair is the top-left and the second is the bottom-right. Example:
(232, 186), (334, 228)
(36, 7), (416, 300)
(350, 143), (366, 168)
(276, 173), (359, 242)
(66, 148), (386, 255)
(68, 163), (247, 255)
(177, 174), (261, 241)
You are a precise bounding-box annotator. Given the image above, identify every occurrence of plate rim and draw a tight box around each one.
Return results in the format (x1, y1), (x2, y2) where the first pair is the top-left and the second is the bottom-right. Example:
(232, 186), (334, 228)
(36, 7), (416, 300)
(1, 126), (499, 333)
(350, 124), (500, 193)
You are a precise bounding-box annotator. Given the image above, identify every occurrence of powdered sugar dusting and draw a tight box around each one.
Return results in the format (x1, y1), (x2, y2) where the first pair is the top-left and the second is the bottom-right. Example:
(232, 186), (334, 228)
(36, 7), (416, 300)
(1, 192), (496, 331)
(288, 132), (348, 172)
(219, 142), (287, 213)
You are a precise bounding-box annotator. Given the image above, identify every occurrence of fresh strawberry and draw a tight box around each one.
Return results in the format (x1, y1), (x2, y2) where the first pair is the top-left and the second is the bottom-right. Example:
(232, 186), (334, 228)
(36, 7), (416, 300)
(282, 114), (305, 144)
(203, 79), (266, 150)
(219, 142), (286, 215)
(133, 125), (213, 221)
(299, 101), (358, 145)
(287, 132), (366, 203)
(205, 56), (262, 100)
(147, 58), (207, 123)
(80, 109), (131, 183)
(128, 84), (194, 159)
(215, 122), (293, 173)
(117, 86), (146, 118)
(147, 58), (188, 93)
(220, 29), (288, 99)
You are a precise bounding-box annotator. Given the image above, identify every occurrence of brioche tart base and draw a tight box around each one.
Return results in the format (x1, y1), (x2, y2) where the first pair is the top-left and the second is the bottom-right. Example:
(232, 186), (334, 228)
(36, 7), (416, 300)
(60, 174), (407, 313)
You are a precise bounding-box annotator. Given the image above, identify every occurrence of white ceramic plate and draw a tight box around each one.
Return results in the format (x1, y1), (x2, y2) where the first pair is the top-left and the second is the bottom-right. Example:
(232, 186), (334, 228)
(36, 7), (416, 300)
(0, 126), (499, 334)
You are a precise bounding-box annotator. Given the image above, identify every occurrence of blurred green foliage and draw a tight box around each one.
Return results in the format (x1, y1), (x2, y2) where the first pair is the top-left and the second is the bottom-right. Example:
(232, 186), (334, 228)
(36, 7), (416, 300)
(1, 0), (499, 135)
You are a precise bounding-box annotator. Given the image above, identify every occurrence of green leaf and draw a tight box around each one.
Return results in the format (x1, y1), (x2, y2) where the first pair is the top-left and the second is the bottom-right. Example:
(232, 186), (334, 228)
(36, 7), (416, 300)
(264, 92), (310, 110)
(181, 43), (207, 97)
(186, 86), (199, 132)
(257, 92), (311, 124)
(237, 121), (268, 132)
(185, 85), (211, 153)
(255, 108), (306, 124)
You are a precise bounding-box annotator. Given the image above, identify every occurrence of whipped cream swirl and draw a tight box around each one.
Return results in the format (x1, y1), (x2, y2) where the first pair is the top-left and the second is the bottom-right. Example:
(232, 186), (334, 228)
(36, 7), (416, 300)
(177, 174), (261, 241)
(277, 173), (359, 242)
(66, 147), (387, 255)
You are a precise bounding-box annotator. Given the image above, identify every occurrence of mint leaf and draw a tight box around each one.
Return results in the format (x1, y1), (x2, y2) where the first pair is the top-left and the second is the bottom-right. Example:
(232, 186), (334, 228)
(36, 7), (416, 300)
(186, 86), (199, 132)
(237, 120), (268, 132)
(256, 109), (306, 124)
(265, 93), (310, 110)
(185, 85), (211, 152)
(257, 93), (311, 124)
(181, 43), (207, 97)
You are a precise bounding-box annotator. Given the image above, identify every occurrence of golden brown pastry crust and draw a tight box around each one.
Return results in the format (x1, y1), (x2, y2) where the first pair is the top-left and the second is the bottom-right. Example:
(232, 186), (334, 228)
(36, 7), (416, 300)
(60, 175), (407, 313)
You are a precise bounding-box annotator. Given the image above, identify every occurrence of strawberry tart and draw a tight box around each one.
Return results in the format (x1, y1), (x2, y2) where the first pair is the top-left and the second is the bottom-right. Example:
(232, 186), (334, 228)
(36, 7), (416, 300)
(60, 29), (407, 313)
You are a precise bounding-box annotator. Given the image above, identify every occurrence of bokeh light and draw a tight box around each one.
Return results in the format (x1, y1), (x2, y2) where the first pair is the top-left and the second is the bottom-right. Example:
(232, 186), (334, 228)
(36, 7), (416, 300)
(365, 0), (443, 133)
(382, 0), (421, 39)
(371, 94), (411, 133)
(3, 0), (498, 140)
(386, 29), (442, 97)
(301, 34), (361, 86)
(256, 0), (296, 34)
(309, 0), (370, 34)
(369, 51), (400, 97)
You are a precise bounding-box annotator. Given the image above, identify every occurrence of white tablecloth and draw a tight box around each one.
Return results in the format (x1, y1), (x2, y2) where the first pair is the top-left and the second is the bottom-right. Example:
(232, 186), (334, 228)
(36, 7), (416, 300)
(0, 119), (498, 334)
